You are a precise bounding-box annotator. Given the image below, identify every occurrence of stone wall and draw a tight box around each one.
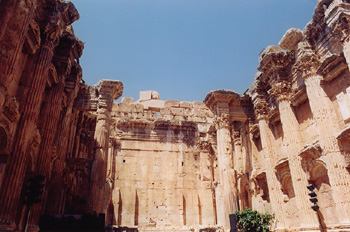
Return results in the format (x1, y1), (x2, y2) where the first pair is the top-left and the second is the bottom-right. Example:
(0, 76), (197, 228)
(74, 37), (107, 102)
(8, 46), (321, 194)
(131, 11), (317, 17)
(108, 95), (221, 231)
(1, 0), (350, 232)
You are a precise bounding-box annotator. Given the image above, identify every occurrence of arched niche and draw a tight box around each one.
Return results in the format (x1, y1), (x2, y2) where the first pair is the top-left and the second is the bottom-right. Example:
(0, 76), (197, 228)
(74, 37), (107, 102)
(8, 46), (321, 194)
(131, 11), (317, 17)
(308, 161), (337, 226)
(275, 160), (295, 199)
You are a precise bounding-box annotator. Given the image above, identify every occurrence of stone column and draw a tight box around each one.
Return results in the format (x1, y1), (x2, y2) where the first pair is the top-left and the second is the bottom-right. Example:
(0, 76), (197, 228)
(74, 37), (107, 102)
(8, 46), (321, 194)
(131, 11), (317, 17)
(297, 42), (350, 223)
(89, 80), (122, 214)
(269, 81), (318, 228)
(252, 97), (286, 230)
(0, 0), (36, 88)
(214, 113), (237, 230)
(0, 25), (59, 230)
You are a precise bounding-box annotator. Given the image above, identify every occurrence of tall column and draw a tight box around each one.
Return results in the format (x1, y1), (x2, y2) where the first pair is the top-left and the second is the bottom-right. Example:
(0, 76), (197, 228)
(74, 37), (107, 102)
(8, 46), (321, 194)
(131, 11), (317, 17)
(89, 80), (122, 214)
(252, 96), (286, 230)
(269, 81), (318, 228)
(214, 113), (237, 231)
(27, 79), (68, 231)
(0, 0), (36, 88)
(0, 25), (59, 230)
(297, 42), (350, 223)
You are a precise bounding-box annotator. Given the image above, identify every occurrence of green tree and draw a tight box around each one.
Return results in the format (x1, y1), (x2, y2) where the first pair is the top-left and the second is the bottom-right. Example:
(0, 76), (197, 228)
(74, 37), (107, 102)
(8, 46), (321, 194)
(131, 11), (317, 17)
(234, 208), (274, 232)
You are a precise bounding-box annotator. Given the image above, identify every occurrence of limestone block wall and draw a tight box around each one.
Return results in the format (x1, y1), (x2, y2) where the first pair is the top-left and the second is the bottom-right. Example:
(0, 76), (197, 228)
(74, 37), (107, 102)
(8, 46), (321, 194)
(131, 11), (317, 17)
(109, 97), (223, 231)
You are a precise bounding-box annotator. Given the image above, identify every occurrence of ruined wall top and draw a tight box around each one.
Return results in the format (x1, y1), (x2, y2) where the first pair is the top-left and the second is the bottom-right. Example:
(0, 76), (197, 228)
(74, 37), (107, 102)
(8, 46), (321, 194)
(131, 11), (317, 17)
(113, 91), (214, 125)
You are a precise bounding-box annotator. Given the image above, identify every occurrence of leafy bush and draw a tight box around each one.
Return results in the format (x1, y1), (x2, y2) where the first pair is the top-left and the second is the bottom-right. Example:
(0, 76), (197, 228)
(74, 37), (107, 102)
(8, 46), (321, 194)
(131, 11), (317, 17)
(234, 208), (274, 232)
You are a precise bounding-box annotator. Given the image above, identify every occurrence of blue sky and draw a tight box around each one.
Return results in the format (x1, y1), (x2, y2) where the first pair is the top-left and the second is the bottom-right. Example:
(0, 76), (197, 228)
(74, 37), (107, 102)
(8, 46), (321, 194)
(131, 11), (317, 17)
(70, 0), (317, 102)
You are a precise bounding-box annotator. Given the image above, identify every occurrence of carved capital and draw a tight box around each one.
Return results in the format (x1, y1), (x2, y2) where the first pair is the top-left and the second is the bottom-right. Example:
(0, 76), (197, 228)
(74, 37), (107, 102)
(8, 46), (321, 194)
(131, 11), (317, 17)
(214, 113), (231, 130)
(253, 99), (268, 120)
(268, 81), (292, 102)
(294, 42), (320, 79)
(232, 130), (241, 145)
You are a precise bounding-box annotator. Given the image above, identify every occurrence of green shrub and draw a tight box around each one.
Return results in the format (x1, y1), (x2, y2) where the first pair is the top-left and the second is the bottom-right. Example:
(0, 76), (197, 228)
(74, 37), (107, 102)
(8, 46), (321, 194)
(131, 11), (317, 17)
(234, 208), (274, 232)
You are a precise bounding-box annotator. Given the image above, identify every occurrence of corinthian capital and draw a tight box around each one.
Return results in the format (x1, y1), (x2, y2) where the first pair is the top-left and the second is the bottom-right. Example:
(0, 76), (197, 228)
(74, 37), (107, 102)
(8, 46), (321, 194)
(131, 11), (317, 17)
(214, 113), (231, 130)
(253, 98), (268, 121)
(294, 41), (320, 79)
(268, 81), (292, 103)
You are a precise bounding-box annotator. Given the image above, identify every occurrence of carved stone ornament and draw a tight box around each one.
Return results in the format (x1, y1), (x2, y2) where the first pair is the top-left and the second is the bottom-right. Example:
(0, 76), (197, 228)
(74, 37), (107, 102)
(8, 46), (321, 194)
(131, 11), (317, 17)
(214, 113), (231, 130)
(24, 20), (41, 54)
(253, 98), (268, 120)
(332, 12), (350, 43)
(2, 96), (20, 123)
(268, 81), (292, 103)
(294, 41), (321, 79)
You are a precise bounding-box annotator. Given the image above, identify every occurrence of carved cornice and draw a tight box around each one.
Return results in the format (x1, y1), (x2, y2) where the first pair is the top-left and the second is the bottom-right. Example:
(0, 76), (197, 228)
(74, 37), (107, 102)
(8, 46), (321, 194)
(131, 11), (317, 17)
(214, 113), (231, 130)
(327, 3), (350, 43)
(258, 48), (294, 77)
(317, 54), (348, 81)
(299, 141), (322, 160)
(268, 81), (292, 103)
(204, 89), (242, 113)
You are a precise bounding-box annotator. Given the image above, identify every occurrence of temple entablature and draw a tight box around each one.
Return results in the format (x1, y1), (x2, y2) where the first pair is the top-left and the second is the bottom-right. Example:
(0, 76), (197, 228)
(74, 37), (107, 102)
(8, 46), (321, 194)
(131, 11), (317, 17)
(204, 89), (252, 122)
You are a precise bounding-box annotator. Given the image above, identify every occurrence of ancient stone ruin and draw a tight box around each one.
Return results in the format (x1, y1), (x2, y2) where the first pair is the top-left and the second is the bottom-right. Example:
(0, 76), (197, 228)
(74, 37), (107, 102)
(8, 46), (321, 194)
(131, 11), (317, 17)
(1, 0), (350, 231)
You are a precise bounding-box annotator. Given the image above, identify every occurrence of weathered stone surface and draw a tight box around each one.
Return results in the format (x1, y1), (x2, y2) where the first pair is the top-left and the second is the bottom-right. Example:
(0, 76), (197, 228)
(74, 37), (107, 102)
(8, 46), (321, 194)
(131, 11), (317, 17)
(279, 28), (303, 50)
(1, 1), (350, 232)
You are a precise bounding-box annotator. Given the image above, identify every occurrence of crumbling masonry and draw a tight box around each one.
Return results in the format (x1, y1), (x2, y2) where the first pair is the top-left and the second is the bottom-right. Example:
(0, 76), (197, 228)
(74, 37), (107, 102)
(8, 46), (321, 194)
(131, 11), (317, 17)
(1, 0), (350, 231)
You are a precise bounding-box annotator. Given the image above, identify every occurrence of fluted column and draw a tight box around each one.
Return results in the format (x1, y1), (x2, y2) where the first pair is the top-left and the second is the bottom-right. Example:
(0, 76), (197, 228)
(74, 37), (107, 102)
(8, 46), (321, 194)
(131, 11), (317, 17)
(0, 35), (57, 230)
(297, 42), (350, 223)
(214, 113), (237, 231)
(269, 81), (318, 228)
(253, 97), (286, 229)
(27, 79), (67, 231)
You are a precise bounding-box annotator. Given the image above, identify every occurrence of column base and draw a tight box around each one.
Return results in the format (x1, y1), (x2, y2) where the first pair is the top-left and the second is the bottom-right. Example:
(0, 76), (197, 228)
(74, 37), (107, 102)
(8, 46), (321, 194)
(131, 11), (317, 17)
(0, 222), (17, 231)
